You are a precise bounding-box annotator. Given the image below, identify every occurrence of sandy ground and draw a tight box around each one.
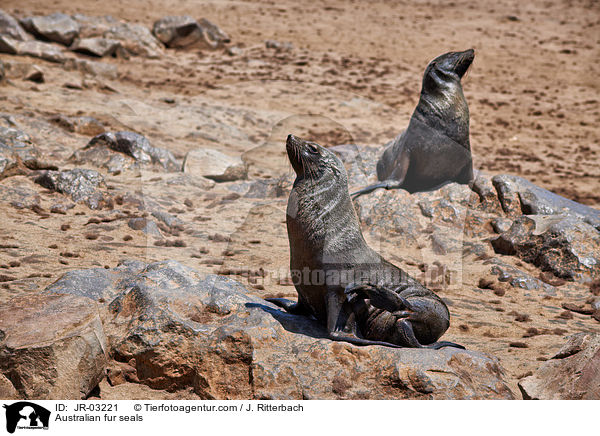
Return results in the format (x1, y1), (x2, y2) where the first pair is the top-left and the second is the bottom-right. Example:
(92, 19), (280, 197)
(1, 0), (599, 398)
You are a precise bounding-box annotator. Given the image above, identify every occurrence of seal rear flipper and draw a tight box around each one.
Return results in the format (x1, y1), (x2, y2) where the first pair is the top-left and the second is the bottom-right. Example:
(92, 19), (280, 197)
(329, 331), (403, 348)
(425, 341), (465, 350)
(350, 179), (405, 200)
(265, 297), (312, 316)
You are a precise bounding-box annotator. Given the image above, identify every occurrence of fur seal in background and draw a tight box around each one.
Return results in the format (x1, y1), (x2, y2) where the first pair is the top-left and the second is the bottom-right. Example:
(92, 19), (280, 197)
(352, 49), (475, 198)
(266, 134), (462, 349)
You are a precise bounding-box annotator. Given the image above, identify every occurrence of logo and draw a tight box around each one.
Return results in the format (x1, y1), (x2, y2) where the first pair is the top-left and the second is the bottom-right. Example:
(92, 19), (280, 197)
(3, 402), (50, 434)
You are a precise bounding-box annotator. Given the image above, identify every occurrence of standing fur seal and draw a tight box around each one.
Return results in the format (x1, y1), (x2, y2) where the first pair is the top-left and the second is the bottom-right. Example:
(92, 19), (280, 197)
(266, 134), (462, 349)
(352, 49), (475, 198)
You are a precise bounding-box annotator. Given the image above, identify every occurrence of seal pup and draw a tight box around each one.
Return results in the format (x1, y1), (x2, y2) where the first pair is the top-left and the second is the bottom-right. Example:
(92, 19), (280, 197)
(266, 134), (462, 349)
(352, 49), (475, 198)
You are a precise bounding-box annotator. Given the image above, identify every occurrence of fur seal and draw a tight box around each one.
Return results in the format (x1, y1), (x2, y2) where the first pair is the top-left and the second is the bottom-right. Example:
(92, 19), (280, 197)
(266, 134), (462, 349)
(352, 49), (475, 198)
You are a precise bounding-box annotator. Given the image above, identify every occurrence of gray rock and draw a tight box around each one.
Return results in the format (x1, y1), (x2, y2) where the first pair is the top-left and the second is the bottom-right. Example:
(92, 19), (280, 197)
(21, 13), (80, 46)
(492, 214), (600, 282)
(0, 35), (65, 63)
(71, 14), (117, 38)
(492, 174), (600, 229)
(0, 293), (107, 399)
(152, 16), (204, 48)
(265, 40), (293, 51)
(0, 9), (30, 41)
(63, 57), (118, 79)
(70, 131), (180, 173)
(183, 148), (247, 182)
(0, 60), (4, 82)
(103, 23), (162, 58)
(44, 260), (514, 399)
(519, 333), (600, 399)
(128, 217), (162, 237)
(0, 126), (43, 179)
(70, 37), (121, 57)
(198, 18), (230, 48)
(34, 168), (112, 209)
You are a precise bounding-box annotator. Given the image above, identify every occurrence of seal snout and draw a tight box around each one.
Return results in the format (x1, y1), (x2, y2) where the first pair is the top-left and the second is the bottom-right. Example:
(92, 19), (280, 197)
(455, 48), (475, 78)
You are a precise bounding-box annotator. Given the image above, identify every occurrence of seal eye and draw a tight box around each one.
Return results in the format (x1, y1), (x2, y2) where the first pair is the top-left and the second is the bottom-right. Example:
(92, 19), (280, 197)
(306, 143), (319, 154)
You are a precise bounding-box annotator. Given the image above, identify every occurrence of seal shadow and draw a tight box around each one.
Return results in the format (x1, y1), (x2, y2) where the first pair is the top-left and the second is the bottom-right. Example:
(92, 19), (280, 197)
(245, 302), (330, 340)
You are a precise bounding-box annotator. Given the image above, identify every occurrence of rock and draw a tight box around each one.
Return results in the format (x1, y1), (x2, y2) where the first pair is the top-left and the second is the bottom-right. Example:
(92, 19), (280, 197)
(0, 59), (4, 82)
(34, 168), (112, 209)
(0, 176), (42, 210)
(20, 13), (80, 46)
(0, 9), (30, 41)
(492, 174), (600, 229)
(103, 23), (162, 58)
(152, 16), (230, 49)
(183, 148), (247, 182)
(70, 131), (180, 173)
(197, 18), (230, 48)
(0, 293), (108, 399)
(265, 39), (293, 51)
(71, 14), (118, 39)
(128, 217), (162, 237)
(49, 114), (105, 136)
(152, 16), (204, 48)
(70, 37), (121, 57)
(519, 333), (600, 399)
(491, 215), (600, 282)
(63, 57), (118, 79)
(0, 126), (44, 179)
(24, 65), (44, 83)
(45, 260), (514, 399)
(0, 36), (65, 63)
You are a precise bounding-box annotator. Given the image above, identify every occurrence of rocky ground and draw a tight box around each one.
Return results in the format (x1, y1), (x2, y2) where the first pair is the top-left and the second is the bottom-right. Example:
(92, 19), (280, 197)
(0, 1), (599, 400)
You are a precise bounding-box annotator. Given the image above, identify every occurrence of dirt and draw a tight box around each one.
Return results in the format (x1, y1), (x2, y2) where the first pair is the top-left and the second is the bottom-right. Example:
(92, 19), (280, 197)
(0, 0), (599, 398)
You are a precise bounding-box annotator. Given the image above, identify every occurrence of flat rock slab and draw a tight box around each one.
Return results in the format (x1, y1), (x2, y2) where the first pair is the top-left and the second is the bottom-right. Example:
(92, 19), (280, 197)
(0, 293), (108, 399)
(492, 174), (600, 229)
(70, 37), (121, 57)
(519, 333), (600, 399)
(184, 148), (247, 182)
(0, 36), (65, 63)
(45, 260), (514, 399)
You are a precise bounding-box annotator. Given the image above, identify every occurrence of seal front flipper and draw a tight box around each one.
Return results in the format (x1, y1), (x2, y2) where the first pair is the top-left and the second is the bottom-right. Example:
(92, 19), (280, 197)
(265, 298), (312, 316)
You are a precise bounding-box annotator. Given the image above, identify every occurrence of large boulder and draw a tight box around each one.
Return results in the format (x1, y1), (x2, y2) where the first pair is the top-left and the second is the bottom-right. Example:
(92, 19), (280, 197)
(519, 333), (600, 399)
(492, 214), (600, 283)
(45, 260), (514, 399)
(0, 36), (65, 63)
(20, 13), (80, 46)
(0, 9), (30, 41)
(34, 168), (112, 209)
(70, 131), (180, 173)
(0, 293), (108, 399)
(183, 148), (247, 182)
